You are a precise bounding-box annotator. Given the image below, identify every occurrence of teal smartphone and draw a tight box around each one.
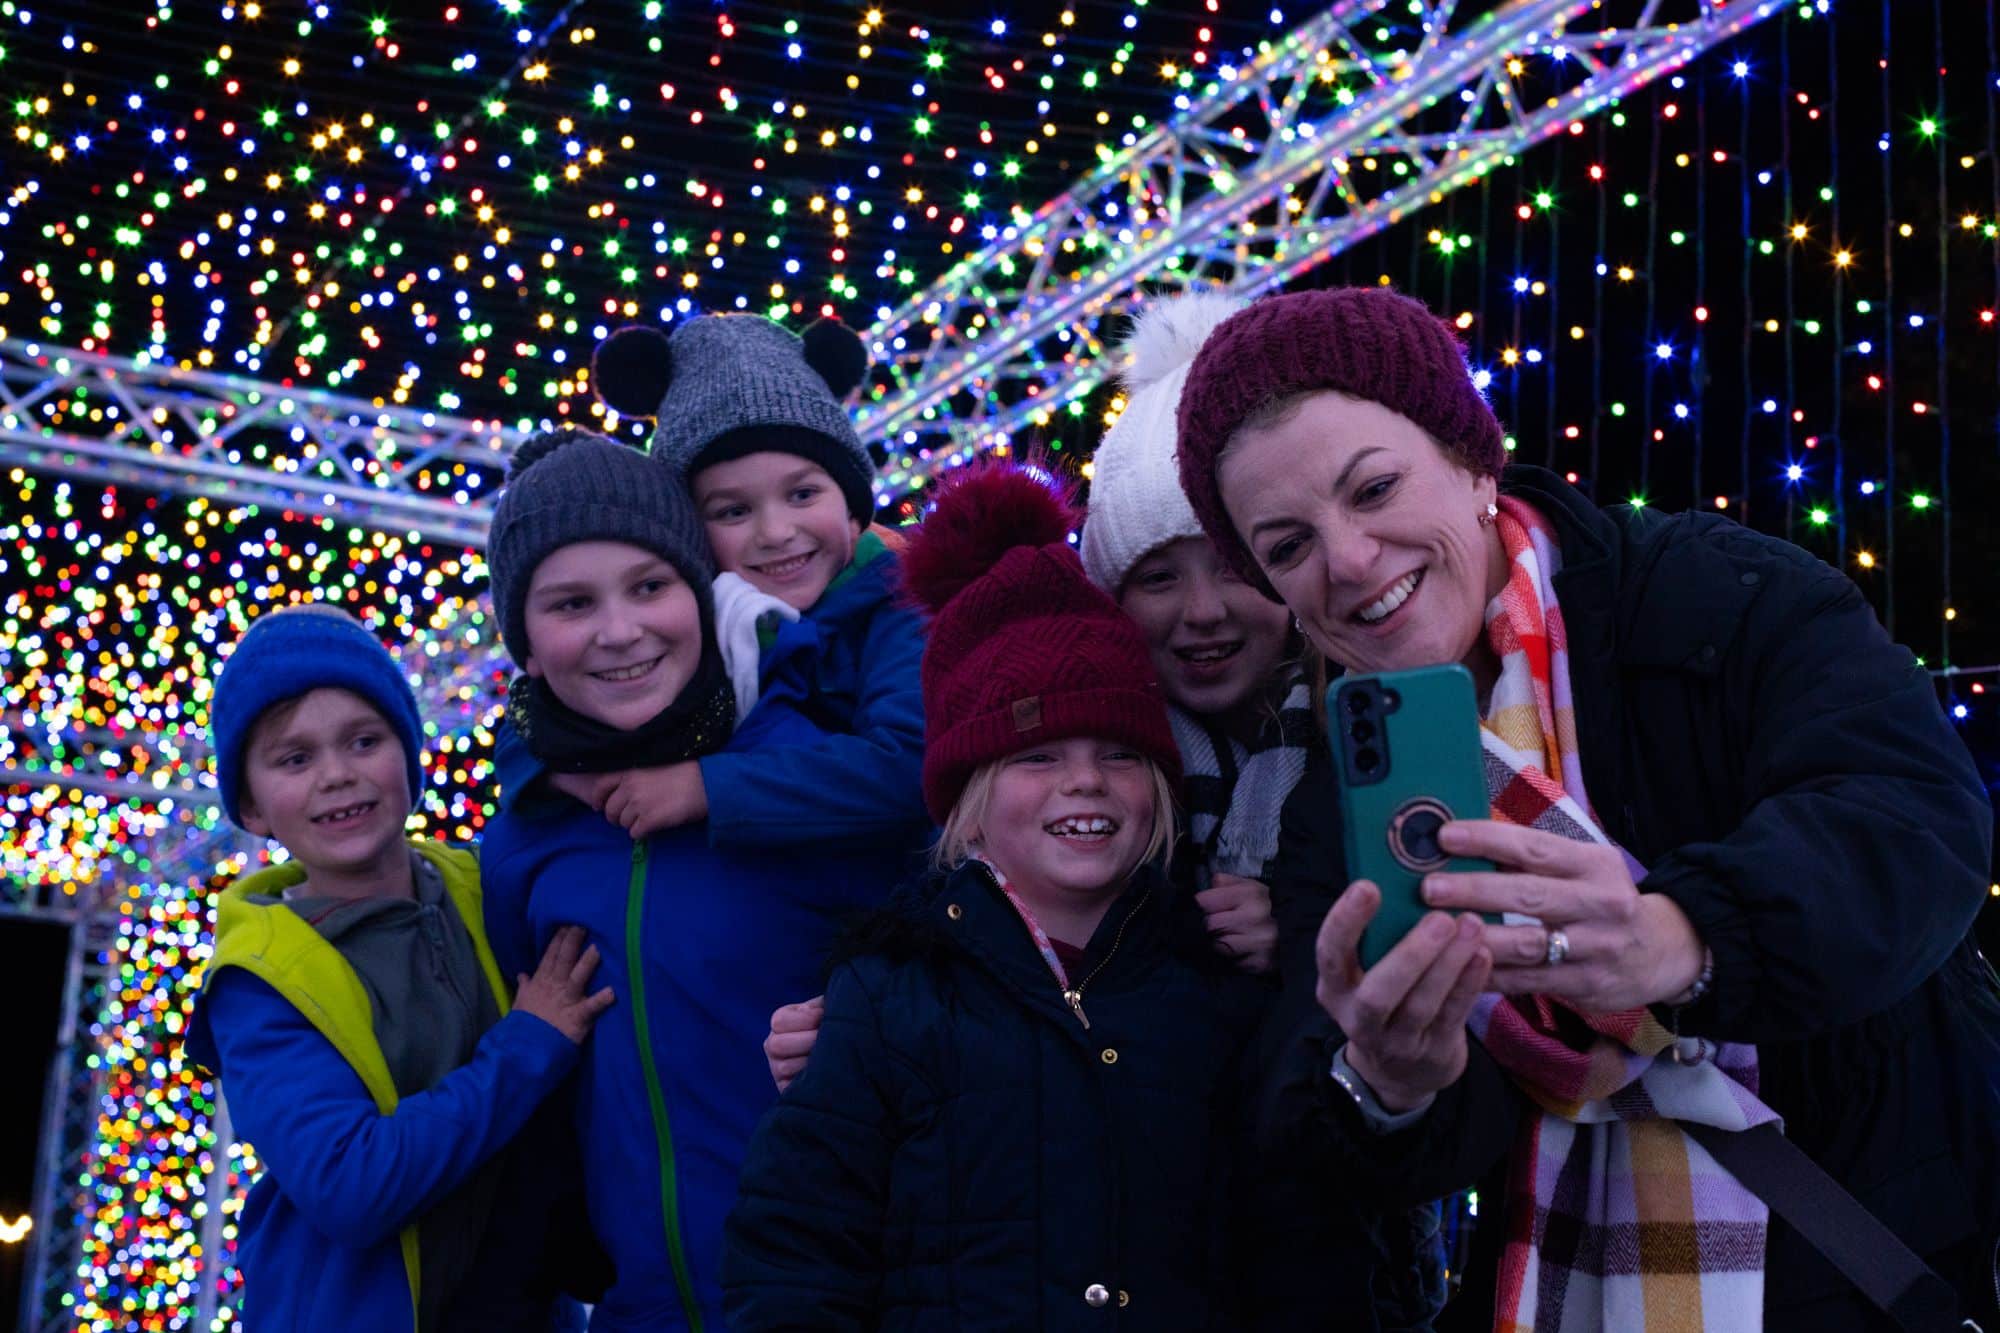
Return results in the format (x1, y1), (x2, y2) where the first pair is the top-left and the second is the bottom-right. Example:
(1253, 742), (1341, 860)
(1327, 664), (1498, 969)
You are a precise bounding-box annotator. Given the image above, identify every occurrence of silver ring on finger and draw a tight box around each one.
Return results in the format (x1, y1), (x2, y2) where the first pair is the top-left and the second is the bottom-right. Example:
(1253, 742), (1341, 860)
(1544, 928), (1571, 966)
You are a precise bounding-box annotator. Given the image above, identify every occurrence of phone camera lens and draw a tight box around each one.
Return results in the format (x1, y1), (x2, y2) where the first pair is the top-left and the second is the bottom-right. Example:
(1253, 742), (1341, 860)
(1345, 691), (1373, 716)
(1349, 719), (1376, 745)
(1354, 747), (1381, 773)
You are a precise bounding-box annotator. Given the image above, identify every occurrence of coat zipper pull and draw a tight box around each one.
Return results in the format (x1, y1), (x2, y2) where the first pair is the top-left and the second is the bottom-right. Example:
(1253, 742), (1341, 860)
(1062, 988), (1091, 1031)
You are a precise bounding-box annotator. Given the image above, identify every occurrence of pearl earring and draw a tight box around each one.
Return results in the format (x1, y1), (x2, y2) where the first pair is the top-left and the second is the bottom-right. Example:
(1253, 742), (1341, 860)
(1478, 502), (1499, 527)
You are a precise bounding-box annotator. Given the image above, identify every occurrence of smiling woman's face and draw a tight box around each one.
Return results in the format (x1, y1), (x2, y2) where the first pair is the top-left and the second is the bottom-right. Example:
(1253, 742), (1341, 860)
(1216, 391), (1504, 677)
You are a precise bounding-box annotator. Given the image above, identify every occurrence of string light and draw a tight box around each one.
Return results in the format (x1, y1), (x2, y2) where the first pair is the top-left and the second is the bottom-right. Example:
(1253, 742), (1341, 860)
(2, 3), (1995, 1327)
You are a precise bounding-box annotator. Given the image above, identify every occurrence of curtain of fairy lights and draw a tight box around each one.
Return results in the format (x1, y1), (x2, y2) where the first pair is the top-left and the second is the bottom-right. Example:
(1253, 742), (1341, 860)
(2, 3), (1996, 1328)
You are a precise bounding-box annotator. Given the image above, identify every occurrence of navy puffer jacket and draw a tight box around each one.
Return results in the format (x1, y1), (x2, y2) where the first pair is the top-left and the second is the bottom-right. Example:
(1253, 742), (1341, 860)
(1262, 466), (2000, 1329)
(723, 859), (1269, 1331)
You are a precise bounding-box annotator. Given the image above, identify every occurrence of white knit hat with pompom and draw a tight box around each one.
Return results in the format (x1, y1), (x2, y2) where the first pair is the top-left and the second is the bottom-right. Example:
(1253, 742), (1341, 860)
(1081, 291), (1249, 593)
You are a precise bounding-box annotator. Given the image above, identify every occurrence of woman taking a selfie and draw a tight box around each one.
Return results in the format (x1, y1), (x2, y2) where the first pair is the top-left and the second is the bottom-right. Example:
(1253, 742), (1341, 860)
(1172, 284), (2000, 1330)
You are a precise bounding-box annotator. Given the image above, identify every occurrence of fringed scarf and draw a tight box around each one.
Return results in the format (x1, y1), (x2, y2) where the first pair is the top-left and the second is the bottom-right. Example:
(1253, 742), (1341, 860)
(1168, 665), (1315, 884)
(1471, 496), (1777, 1333)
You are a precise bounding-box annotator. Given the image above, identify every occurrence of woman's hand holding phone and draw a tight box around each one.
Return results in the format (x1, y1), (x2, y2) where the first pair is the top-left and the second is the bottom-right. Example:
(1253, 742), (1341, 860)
(1314, 879), (1493, 1114)
(1421, 819), (1707, 1012)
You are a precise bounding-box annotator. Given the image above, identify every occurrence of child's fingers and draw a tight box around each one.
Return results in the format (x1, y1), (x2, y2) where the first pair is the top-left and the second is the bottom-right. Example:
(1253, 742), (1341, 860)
(543, 925), (585, 973)
(534, 936), (568, 978)
(1203, 906), (1265, 934)
(568, 943), (602, 987)
(1196, 876), (1267, 912)
(552, 773), (612, 810)
(1193, 885), (1248, 914)
(765, 1030), (818, 1059)
(580, 985), (616, 1016)
(769, 999), (824, 1032)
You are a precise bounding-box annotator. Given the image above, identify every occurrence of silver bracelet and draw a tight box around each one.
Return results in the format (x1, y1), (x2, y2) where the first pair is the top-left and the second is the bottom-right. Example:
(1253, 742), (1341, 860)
(1671, 946), (1714, 1008)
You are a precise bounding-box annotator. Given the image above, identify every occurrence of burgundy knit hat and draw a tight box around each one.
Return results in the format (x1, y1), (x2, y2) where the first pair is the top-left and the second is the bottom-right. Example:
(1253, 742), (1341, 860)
(903, 461), (1181, 823)
(1174, 286), (1507, 593)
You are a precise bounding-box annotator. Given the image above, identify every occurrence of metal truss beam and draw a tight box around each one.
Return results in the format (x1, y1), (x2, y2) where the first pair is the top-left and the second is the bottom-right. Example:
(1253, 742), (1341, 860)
(16, 911), (119, 1333)
(858, 0), (1786, 490)
(0, 0), (1786, 540)
(0, 338), (513, 549)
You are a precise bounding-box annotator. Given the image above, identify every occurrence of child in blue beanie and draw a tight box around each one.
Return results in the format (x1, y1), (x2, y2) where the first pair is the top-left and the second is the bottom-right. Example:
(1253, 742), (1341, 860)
(478, 428), (917, 1331)
(183, 604), (613, 1333)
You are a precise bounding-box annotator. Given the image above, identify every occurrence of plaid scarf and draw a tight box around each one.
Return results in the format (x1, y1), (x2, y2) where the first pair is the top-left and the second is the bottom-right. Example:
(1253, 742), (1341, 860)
(1168, 666), (1315, 885)
(1470, 497), (1777, 1333)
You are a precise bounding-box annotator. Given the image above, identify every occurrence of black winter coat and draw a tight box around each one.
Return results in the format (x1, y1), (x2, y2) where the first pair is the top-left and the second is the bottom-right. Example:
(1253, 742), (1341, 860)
(722, 860), (1269, 1332)
(1262, 466), (2000, 1329)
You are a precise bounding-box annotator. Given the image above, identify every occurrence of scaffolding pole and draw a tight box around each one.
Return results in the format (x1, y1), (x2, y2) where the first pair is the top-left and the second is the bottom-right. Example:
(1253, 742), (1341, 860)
(17, 910), (119, 1333)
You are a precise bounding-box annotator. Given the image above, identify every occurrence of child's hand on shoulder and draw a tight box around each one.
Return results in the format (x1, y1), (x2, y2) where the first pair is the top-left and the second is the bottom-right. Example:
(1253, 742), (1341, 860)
(515, 925), (616, 1044)
(551, 764), (709, 839)
(602, 762), (707, 837)
(764, 996), (824, 1092)
(550, 771), (617, 810)
(1196, 874), (1278, 975)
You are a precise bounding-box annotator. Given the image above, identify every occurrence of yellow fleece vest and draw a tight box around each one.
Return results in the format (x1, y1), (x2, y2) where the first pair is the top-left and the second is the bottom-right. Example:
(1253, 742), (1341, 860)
(202, 840), (510, 1326)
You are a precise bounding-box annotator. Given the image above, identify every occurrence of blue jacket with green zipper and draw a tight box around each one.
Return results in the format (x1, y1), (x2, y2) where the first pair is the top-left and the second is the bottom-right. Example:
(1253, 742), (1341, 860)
(699, 529), (930, 850)
(480, 692), (923, 1331)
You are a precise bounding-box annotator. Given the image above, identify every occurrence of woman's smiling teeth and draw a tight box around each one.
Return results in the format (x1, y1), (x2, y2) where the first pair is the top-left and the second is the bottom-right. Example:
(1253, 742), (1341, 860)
(1356, 569), (1424, 624)
(593, 657), (661, 683)
(1046, 816), (1118, 840)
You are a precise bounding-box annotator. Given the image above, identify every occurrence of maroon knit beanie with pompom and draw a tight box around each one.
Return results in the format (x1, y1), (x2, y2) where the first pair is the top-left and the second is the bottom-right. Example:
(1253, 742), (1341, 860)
(902, 460), (1180, 824)
(1174, 285), (1507, 595)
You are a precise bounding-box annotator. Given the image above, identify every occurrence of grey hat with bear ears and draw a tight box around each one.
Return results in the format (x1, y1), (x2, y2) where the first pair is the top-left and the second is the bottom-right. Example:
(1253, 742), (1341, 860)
(591, 313), (878, 522)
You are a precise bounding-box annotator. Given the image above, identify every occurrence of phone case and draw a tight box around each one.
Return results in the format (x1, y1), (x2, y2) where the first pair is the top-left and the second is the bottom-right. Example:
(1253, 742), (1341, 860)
(1328, 664), (1498, 969)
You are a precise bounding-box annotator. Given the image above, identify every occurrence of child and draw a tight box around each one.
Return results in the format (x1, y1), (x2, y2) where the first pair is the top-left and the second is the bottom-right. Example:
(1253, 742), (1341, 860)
(533, 312), (926, 849)
(723, 463), (1267, 1331)
(184, 605), (612, 1333)
(1083, 292), (1450, 1331)
(478, 429), (912, 1330)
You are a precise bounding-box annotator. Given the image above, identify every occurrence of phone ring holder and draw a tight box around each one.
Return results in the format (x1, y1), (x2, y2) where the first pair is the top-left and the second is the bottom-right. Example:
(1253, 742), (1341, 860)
(1386, 797), (1455, 873)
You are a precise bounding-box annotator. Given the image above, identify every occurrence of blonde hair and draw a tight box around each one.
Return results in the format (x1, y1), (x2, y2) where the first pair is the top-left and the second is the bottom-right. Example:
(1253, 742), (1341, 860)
(934, 753), (1179, 874)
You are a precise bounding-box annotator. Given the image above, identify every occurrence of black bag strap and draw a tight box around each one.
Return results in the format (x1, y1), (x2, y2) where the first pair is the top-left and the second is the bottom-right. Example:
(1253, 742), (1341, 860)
(1680, 1120), (1978, 1333)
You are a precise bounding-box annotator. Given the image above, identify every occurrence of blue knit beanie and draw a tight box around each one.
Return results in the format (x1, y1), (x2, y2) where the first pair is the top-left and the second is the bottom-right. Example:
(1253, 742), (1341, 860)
(209, 604), (425, 830)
